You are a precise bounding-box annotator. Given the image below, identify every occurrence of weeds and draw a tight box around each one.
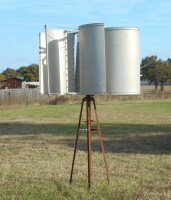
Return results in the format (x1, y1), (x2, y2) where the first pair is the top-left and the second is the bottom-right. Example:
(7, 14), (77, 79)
(1, 85), (171, 107)
(0, 101), (171, 199)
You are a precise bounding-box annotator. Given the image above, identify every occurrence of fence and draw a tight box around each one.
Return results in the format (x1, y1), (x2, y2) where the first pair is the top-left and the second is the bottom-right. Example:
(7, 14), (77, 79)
(0, 85), (171, 106)
(0, 88), (49, 106)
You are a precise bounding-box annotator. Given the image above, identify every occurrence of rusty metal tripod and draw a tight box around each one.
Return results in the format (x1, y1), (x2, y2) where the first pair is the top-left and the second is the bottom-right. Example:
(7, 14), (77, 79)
(70, 95), (109, 189)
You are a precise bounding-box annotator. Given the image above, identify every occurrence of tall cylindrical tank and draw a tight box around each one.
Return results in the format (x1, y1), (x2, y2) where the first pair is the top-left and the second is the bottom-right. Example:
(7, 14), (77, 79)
(105, 27), (140, 95)
(79, 23), (106, 95)
(46, 28), (67, 95)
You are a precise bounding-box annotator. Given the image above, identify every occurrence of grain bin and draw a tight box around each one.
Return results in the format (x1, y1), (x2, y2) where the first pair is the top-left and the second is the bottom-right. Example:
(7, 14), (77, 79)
(105, 27), (140, 95)
(46, 28), (67, 95)
(79, 23), (106, 95)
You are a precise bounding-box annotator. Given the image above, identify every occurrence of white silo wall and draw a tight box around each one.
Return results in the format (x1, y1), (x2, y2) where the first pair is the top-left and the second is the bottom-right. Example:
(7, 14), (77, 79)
(67, 33), (76, 93)
(105, 28), (140, 95)
(75, 40), (80, 93)
(46, 28), (67, 95)
(39, 32), (48, 94)
(79, 23), (106, 95)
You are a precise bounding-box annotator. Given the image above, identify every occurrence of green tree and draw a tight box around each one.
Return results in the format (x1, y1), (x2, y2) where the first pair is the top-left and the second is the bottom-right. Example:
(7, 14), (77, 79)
(155, 61), (171, 92)
(28, 64), (39, 81)
(141, 56), (171, 92)
(16, 66), (30, 80)
(167, 58), (171, 65)
(16, 64), (39, 81)
(0, 73), (6, 81)
(166, 58), (171, 85)
(17, 66), (29, 76)
(141, 56), (159, 89)
(2, 68), (16, 79)
(0, 73), (6, 88)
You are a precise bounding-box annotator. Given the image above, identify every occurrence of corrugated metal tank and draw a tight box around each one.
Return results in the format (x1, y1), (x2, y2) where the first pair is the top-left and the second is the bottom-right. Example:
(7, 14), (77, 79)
(39, 32), (48, 94)
(79, 23), (106, 95)
(46, 28), (67, 95)
(105, 27), (140, 95)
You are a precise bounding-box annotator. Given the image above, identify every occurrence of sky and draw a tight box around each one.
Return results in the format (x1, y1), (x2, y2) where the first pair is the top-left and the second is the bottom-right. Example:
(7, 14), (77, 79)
(0, 0), (171, 72)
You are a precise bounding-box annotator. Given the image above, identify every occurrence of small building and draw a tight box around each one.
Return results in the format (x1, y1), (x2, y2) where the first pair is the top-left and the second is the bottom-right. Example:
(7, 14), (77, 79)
(0, 76), (24, 89)
(22, 81), (39, 89)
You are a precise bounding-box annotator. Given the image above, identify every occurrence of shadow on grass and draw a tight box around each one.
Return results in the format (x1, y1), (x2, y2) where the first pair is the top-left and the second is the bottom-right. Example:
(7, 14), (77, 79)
(0, 122), (170, 154)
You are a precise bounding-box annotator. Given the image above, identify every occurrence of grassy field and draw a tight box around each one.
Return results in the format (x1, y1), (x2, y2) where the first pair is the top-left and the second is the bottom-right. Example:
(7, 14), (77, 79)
(0, 99), (171, 199)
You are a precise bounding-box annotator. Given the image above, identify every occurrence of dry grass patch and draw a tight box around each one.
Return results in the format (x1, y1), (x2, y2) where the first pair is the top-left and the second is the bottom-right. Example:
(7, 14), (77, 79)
(0, 100), (171, 199)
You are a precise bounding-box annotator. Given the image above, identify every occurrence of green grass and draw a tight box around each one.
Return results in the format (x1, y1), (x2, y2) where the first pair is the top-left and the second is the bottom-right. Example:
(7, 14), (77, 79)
(0, 99), (171, 199)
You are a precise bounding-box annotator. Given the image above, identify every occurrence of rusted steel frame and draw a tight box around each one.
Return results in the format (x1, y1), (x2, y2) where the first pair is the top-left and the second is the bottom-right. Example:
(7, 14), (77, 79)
(70, 95), (109, 188)
(86, 95), (92, 189)
(92, 98), (110, 182)
(70, 97), (85, 183)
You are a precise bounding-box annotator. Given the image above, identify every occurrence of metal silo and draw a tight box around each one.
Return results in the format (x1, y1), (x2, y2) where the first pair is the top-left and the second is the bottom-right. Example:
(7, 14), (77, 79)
(39, 32), (48, 94)
(79, 23), (106, 95)
(105, 27), (140, 95)
(46, 28), (67, 95)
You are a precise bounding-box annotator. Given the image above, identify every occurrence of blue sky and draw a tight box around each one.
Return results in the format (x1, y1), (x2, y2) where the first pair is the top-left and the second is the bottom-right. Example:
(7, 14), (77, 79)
(0, 0), (171, 72)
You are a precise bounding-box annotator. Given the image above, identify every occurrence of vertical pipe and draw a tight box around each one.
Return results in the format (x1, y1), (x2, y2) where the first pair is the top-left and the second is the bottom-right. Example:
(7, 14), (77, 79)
(87, 95), (92, 189)
(44, 25), (50, 95)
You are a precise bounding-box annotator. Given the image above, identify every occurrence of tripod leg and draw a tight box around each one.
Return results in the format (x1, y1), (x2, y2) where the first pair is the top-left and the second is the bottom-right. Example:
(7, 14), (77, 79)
(98, 130), (110, 182)
(87, 96), (92, 189)
(70, 98), (84, 183)
(93, 99), (110, 182)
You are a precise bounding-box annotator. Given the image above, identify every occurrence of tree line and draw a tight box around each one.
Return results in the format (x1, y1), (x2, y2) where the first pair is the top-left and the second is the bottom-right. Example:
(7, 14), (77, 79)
(0, 64), (39, 82)
(0, 56), (171, 92)
(141, 56), (171, 92)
